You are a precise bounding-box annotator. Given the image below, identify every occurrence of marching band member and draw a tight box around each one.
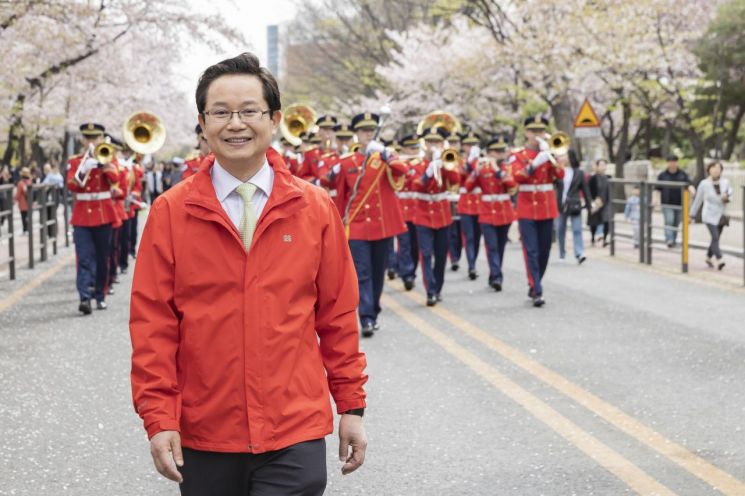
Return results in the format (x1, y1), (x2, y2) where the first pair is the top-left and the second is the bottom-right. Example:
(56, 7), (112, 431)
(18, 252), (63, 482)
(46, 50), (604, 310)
(465, 138), (515, 291)
(126, 149), (145, 260)
(457, 131), (483, 280)
(335, 112), (408, 337)
(106, 137), (129, 292)
(412, 127), (460, 307)
(445, 131), (463, 272)
(66, 123), (119, 314)
(315, 115), (342, 200)
(510, 116), (564, 307)
(279, 136), (300, 174)
(182, 124), (211, 180)
(395, 134), (421, 291)
(334, 123), (355, 154)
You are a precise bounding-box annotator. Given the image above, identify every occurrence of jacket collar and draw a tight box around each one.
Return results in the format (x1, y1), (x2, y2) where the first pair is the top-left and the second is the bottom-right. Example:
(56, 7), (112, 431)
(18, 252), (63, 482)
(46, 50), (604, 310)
(184, 148), (306, 235)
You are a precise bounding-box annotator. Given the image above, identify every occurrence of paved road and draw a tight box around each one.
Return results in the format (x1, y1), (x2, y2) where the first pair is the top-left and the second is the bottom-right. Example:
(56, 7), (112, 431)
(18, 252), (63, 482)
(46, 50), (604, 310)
(2, 232), (745, 495)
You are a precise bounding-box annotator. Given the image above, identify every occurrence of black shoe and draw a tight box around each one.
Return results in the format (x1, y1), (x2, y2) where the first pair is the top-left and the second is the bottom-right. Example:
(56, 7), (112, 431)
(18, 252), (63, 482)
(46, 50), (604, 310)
(451, 263), (459, 272)
(666, 241), (674, 248)
(718, 261), (726, 271)
(361, 323), (375, 338)
(468, 270), (478, 280)
(96, 300), (108, 310)
(426, 294), (437, 307)
(78, 300), (92, 315)
(532, 295), (545, 307)
(490, 280), (502, 292)
(120, 267), (128, 275)
(387, 269), (396, 280)
(403, 278), (415, 291)
(578, 256), (587, 265)
(436, 293), (443, 302)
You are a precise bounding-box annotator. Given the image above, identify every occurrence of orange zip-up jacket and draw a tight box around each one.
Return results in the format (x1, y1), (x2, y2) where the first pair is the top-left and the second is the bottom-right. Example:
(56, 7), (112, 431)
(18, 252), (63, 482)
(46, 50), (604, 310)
(130, 148), (367, 453)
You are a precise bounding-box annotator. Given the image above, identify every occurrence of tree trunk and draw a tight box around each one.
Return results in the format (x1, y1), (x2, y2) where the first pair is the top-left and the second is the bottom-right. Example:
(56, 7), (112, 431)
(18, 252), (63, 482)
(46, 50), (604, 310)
(723, 104), (745, 160)
(614, 99), (631, 179)
(2, 94), (25, 167)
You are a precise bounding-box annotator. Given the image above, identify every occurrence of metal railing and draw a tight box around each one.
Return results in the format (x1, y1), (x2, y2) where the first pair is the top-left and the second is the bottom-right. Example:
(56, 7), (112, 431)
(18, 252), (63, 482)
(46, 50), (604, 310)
(0, 184), (16, 280)
(610, 179), (745, 285)
(26, 184), (61, 269)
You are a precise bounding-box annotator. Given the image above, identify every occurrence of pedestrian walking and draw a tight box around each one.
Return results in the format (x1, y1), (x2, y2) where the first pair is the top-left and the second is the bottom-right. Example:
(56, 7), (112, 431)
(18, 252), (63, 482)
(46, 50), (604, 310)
(130, 52), (368, 495)
(625, 185), (642, 248)
(0, 164), (13, 226)
(555, 149), (591, 263)
(588, 159), (611, 247)
(656, 154), (695, 248)
(689, 161), (732, 270)
(14, 167), (32, 233)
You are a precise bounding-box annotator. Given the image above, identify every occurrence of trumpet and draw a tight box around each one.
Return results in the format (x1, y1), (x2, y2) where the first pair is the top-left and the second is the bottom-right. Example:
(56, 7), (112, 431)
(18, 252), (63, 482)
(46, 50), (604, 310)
(94, 142), (115, 165)
(349, 143), (361, 154)
(537, 131), (571, 166)
(476, 157), (500, 173)
(433, 148), (458, 188)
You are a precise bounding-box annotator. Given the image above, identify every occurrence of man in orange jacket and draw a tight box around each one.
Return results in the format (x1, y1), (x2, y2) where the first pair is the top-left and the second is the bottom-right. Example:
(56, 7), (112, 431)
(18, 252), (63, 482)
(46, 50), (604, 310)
(130, 52), (368, 495)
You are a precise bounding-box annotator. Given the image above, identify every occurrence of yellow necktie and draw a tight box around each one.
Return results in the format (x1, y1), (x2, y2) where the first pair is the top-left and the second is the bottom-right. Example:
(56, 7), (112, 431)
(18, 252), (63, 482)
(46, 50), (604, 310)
(235, 183), (258, 250)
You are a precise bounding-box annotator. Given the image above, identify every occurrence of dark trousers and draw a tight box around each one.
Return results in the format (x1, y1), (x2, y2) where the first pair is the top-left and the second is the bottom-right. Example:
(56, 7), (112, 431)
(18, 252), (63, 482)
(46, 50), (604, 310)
(518, 219), (553, 297)
(20, 210), (28, 232)
(482, 223), (510, 284)
(448, 213), (462, 264)
(179, 439), (326, 496)
(349, 238), (391, 327)
(129, 213), (139, 255)
(706, 223), (724, 259)
(460, 214), (481, 272)
(416, 225), (449, 297)
(385, 237), (397, 275)
(396, 222), (418, 280)
(108, 226), (120, 286)
(73, 224), (112, 302)
(119, 218), (131, 269)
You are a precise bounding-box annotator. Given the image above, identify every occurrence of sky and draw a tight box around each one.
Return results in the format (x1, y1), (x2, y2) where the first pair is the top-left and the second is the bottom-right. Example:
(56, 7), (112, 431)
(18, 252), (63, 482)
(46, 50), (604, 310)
(177, 0), (298, 95)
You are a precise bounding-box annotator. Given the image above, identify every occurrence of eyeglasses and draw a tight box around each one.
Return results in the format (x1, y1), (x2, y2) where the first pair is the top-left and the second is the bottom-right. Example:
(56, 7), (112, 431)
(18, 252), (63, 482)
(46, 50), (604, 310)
(203, 109), (271, 123)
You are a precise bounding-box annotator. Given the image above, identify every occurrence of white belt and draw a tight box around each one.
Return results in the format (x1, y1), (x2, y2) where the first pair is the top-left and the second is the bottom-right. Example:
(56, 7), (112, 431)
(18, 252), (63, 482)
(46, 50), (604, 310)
(413, 192), (450, 202)
(518, 184), (554, 192)
(481, 194), (511, 202)
(76, 192), (112, 201)
(459, 187), (481, 194)
(447, 193), (460, 202)
(397, 191), (414, 200)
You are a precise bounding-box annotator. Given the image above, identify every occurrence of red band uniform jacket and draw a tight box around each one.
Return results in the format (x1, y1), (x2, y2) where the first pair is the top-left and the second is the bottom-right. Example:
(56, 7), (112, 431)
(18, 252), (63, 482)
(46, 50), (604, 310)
(336, 151), (407, 240)
(465, 162), (517, 226)
(456, 158), (481, 216)
(509, 148), (564, 220)
(130, 148), (368, 453)
(66, 154), (119, 227)
(411, 159), (461, 229)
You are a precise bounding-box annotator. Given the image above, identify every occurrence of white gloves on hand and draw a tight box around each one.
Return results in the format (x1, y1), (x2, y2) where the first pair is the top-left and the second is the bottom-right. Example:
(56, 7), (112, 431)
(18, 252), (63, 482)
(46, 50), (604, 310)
(80, 158), (99, 174)
(331, 163), (341, 175)
(531, 151), (553, 167)
(366, 140), (385, 155)
(431, 148), (442, 161)
(425, 160), (441, 178)
(467, 146), (481, 163)
(537, 137), (550, 152)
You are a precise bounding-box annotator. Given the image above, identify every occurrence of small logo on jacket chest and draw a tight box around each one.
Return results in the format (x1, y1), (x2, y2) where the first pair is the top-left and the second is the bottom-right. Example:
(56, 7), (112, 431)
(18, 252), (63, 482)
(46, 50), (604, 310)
(282, 234), (292, 242)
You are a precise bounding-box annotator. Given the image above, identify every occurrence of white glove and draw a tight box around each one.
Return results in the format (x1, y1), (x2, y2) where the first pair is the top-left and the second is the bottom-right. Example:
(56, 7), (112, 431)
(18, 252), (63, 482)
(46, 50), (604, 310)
(425, 160), (441, 178)
(531, 151), (552, 167)
(366, 140), (385, 155)
(537, 137), (550, 152)
(331, 163), (341, 175)
(467, 146), (480, 163)
(431, 148), (442, 161)
(79, 158), (99, 174)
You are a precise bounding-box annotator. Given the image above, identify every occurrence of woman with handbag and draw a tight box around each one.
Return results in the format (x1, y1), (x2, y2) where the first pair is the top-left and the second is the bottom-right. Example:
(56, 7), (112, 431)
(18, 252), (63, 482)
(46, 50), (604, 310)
(588, 159), (611, 247)
(689, 161), (732, 270)
(555, 150), (591, 263)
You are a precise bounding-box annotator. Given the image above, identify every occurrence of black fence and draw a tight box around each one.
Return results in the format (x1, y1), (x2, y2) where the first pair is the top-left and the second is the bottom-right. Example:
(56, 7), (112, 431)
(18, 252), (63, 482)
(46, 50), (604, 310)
(609, 179), (745, 286)
(0, 184), (16, 280)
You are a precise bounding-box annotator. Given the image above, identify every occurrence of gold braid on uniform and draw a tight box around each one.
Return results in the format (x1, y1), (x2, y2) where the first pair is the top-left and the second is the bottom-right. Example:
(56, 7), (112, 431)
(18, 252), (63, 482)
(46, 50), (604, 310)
(386, 164), (405, 192)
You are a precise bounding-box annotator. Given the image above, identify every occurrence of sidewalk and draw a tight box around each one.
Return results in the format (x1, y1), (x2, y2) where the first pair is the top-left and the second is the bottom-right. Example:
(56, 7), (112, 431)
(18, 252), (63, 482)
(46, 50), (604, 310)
(0, 208), (70, 280)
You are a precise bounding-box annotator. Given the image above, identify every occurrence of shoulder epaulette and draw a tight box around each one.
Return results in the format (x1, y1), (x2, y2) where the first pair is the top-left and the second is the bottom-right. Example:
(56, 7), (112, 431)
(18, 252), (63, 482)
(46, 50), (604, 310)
(340, 152), (356, 160)
(409, 158), (422, 166)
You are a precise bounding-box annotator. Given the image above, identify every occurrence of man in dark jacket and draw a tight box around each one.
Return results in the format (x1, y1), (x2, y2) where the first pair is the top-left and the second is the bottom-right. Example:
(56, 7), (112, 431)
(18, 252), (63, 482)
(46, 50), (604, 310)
(656, 154), (695, 248)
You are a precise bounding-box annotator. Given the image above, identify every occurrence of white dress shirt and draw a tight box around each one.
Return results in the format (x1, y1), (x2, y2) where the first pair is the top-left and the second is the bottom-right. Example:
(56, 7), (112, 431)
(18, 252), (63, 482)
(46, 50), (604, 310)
(211, 158), (274, 229)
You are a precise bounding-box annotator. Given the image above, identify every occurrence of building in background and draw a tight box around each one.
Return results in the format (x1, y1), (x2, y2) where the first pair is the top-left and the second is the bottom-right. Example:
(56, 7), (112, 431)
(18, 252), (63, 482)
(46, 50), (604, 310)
(267, 25), (280, 77)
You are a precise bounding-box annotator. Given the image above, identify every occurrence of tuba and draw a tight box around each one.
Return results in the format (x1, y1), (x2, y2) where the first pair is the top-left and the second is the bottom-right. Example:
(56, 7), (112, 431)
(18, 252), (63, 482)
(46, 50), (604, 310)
(123, 111), (166, 155)
(280, 104), (316, 147)
(417, 111), (462, 187)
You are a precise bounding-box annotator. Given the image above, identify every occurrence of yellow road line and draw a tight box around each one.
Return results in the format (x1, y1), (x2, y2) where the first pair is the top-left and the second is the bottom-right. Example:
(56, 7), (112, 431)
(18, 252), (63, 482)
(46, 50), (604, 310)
(394, 288), (745, 495)
(382, 294), (675, 495)
(0, 252), (76, 314)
